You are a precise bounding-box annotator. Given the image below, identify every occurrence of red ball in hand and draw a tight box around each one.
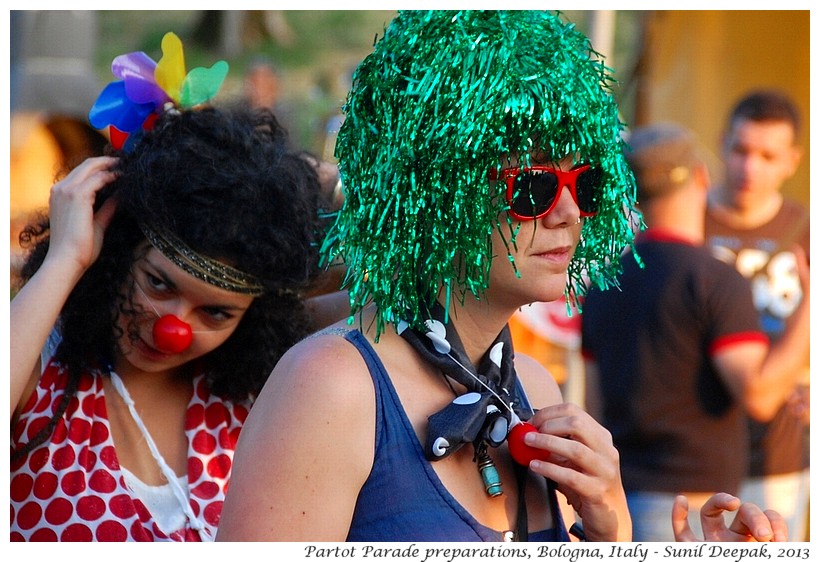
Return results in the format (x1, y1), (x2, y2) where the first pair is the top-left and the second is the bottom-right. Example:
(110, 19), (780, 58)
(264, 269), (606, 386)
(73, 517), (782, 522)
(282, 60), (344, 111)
(152, 314), (193, 353)
(508, 421), (551, 466)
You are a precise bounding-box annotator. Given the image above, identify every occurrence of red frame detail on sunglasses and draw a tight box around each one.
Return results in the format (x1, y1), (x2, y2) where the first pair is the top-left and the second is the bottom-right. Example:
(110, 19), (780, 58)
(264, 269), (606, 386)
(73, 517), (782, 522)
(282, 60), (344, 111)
(490, 164), (600, 221)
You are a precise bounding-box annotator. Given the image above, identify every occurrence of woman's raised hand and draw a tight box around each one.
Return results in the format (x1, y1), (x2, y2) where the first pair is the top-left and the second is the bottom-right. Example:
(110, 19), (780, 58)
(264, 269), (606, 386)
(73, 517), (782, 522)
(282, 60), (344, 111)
(11, 156), (120, 415)
(524, 402), (632, 541)
(45, 156), (119, 274)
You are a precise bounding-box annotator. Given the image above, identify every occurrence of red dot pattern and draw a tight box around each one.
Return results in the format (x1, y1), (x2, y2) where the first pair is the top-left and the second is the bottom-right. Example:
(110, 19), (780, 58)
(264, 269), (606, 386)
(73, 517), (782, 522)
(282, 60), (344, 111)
(10, 363), (250, 542)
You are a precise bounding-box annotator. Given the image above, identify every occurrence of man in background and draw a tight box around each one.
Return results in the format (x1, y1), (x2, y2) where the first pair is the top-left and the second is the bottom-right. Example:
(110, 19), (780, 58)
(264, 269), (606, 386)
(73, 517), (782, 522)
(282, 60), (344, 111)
(705, 90), (810, 541)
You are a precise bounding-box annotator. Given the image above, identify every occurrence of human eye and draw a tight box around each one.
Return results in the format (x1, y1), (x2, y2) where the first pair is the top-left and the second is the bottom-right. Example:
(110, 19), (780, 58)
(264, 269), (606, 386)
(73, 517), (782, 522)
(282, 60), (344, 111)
(200, 307), (234, 323)
(144, 272), (170, 292)
(762, 150), (780, 163)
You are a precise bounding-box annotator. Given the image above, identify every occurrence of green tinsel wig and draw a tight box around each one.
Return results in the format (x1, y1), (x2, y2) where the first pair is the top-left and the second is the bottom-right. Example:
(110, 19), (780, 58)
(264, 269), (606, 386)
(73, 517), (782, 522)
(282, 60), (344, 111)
(322, 10), (640, 337)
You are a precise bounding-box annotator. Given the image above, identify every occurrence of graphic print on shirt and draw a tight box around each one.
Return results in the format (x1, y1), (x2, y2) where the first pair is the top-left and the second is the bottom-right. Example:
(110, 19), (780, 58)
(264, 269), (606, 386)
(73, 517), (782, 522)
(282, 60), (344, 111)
(709, 239), (801, 337)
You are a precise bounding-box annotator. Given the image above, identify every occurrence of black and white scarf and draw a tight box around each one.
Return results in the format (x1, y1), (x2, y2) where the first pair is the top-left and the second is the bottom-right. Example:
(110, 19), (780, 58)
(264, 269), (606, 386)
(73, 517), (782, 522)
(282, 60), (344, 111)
(398, 301), (538, 540)
(398, 301), (526, 462)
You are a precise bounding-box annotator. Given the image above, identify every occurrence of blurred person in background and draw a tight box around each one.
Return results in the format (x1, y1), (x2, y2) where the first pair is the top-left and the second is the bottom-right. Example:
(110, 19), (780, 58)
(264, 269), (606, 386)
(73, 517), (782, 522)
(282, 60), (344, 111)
(705, 89), (810, 541)
(582, 123), (809, 541)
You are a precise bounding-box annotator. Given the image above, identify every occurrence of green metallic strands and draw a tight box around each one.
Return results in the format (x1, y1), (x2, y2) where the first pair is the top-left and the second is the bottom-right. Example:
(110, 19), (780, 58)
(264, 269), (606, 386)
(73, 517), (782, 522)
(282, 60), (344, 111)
(321, 10), (641, 338)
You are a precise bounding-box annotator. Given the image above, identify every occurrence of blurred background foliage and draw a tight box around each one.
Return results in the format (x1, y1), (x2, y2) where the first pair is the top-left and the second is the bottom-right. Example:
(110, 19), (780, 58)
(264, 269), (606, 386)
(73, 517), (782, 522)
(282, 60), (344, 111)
(9, 10), (810, 299)
(85, 10), (641, 157)
(94, 11), (402, 157)
(10, 10), (809, 226)
(9, 9), (640, 292)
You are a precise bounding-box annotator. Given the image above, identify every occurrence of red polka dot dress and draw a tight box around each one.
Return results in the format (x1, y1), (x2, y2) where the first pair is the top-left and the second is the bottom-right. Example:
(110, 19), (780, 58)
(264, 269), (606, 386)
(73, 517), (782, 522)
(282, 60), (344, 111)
(10, 362), (250, 541)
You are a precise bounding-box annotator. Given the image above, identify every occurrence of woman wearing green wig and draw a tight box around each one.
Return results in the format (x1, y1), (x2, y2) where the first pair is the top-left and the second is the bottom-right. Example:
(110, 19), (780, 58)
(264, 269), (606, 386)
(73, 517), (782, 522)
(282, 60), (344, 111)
(219, 11), (787, 542)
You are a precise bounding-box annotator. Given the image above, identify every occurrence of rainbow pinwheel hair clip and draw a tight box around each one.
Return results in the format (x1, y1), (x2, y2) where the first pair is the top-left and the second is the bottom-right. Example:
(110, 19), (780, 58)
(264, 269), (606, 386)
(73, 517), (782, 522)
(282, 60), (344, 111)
(89, 32), (229, 151)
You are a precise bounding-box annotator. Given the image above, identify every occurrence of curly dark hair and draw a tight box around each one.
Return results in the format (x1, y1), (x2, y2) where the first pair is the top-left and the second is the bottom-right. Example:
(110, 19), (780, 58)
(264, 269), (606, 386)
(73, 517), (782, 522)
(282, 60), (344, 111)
(16, 106), (324, 456)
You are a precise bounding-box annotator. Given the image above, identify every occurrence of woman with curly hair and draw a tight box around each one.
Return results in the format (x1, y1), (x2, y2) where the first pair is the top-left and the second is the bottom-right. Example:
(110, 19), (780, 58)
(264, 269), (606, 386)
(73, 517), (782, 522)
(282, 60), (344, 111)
(10, 84), (326, 540)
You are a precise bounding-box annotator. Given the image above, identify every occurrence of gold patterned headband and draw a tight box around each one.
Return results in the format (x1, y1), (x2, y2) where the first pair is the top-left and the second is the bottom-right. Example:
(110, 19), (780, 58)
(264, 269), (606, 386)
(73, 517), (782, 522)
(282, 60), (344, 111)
(140, 224), (266, 296)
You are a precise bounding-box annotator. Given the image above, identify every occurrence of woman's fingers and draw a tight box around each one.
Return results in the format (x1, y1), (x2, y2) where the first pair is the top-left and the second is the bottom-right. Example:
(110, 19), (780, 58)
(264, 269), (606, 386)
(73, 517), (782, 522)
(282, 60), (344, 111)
(50, 156), (119, 198)
(524, 403), (630, 541)
(527, 403), (617, 474)
(46, 156), (119, 269)
(529, 403), (611, 448)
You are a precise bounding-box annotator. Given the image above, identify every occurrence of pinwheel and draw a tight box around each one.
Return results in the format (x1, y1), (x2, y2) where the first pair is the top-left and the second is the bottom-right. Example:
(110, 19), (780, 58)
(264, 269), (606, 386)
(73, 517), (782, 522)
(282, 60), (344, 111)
(88, 31), (229, 150)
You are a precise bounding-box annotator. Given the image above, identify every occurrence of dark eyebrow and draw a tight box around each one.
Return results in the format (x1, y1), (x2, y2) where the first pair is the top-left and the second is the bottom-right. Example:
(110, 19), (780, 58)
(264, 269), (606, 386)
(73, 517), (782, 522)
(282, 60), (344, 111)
(207, 304), (252, 314)
(141, 258), (252, 312)
(140, 260), (179, 291)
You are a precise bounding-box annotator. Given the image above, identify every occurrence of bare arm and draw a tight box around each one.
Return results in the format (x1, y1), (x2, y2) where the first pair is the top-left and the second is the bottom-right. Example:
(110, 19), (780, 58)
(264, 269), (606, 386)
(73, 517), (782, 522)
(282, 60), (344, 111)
(216, 333), (376, 541)
(713, 245), (810, 421)
(11, 157), (119, 416)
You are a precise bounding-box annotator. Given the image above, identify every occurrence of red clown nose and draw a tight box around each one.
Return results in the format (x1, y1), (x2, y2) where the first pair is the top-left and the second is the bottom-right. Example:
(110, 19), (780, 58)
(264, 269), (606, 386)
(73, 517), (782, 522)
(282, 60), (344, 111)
(152, 314), (193, 353)
(507, 421), (551, 466)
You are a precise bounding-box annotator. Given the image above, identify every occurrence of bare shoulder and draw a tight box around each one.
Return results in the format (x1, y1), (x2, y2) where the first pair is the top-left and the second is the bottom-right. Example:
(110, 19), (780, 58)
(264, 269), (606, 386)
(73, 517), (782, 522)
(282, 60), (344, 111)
(514, 352), (563, 409)
(220, 324), (377, 540)
(258, 324), (375, 412)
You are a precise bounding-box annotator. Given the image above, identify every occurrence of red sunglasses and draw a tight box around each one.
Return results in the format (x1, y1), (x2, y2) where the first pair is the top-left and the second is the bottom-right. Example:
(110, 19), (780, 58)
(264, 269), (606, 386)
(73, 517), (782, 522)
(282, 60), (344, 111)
(490, 164), (602, 221)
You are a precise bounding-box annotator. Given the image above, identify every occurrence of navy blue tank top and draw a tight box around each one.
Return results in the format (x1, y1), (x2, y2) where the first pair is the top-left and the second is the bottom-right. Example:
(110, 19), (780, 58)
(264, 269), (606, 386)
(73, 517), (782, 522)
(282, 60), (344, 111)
(338, 329), (570, 542)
